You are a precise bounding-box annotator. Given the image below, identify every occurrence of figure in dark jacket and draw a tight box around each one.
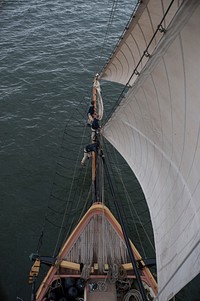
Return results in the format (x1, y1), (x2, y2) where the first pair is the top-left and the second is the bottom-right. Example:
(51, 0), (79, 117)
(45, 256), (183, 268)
(81, 142), (99, 165)
(87, 101), (95, 125)
(91, 113), (100, 142)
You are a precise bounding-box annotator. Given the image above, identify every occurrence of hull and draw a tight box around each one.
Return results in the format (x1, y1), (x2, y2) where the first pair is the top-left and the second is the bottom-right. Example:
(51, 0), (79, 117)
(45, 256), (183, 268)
(35, 203), (157, 300)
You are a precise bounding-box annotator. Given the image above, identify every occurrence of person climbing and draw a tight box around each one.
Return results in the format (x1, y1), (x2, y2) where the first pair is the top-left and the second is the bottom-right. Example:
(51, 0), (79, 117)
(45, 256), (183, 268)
(81, 142), (99, 165)
(91, 113), (100, 142)
(87, 101), (95, 125)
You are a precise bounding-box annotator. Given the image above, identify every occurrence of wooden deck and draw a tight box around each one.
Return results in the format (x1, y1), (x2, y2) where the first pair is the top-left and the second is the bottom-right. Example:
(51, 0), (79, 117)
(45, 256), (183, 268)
(36, 203), (157, 300)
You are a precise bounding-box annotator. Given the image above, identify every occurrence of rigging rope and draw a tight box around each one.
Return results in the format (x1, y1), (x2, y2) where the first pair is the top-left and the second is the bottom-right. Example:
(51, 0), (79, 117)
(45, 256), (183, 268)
(52, 120), (88, 256)
(112, 145), (155, 254)
(59, 161), (91, 247)
(101, 0), (176, 123)
(35, 95), (92, 256)
(123, 289), (143, 301)
(77, 183), (92, 224)
(97, 0), (119, 71)
(103, 140), (155, 256)
(35, 110), (76, 254)
(101, 153), (147, 301)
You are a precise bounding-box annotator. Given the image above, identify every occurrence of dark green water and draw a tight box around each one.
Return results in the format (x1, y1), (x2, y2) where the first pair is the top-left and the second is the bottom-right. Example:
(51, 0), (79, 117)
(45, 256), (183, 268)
(0, 1), (199, 300)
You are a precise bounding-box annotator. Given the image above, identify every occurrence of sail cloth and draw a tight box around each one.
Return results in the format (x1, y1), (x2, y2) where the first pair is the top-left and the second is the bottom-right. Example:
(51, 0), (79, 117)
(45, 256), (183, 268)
(101, 0), (200, 300)
(101, 0), (183, 87)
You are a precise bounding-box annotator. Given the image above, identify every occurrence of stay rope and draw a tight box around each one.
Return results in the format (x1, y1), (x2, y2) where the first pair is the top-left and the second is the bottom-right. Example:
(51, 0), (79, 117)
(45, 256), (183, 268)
(35, 95), (92, 256)
(52, 120), (88, 257)
(59, 160), (91, 249)
(112, 147), (155, 254)
(97, 0), (119, 71)
(101, 152), (147, 301)
(103, 140), (155, 257)
(35, 113), (77, 254)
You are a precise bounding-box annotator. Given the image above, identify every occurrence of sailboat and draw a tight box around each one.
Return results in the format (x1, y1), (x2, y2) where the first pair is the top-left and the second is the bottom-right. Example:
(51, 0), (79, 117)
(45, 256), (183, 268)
(29, 0), (200, 300)
(29, 72), (157, 301)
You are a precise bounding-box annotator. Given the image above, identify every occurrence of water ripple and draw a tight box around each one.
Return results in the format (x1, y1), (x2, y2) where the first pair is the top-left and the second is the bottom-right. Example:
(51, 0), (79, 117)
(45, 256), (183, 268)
(0, 1), (138, 300)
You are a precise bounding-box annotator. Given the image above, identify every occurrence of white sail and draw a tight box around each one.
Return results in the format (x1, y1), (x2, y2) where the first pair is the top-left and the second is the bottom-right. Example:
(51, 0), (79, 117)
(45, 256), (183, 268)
(101, 0), (183, 87)
(101, 0), (200, 300)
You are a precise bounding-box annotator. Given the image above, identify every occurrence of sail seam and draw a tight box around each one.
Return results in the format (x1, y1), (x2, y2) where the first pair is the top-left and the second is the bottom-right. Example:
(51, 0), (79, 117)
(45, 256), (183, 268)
(155, 238), (200, 300)
(121, 119), (192, 199)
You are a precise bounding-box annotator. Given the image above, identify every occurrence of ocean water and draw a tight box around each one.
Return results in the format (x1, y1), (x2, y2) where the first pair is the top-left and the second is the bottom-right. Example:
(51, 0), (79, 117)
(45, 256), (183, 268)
(0, 1), (136, 300)
(0, 1), (199, 300)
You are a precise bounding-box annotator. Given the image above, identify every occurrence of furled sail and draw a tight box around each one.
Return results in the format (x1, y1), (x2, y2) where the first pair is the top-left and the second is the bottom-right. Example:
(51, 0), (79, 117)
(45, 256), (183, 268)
(93, 75), (104, 120)
(101, 0), (200, 300)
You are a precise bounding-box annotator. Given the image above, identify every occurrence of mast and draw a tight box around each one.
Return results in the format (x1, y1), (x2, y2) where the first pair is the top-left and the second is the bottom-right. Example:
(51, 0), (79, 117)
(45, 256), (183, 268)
(91, 74), (98, 202)
(92, 75), (147, 300)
